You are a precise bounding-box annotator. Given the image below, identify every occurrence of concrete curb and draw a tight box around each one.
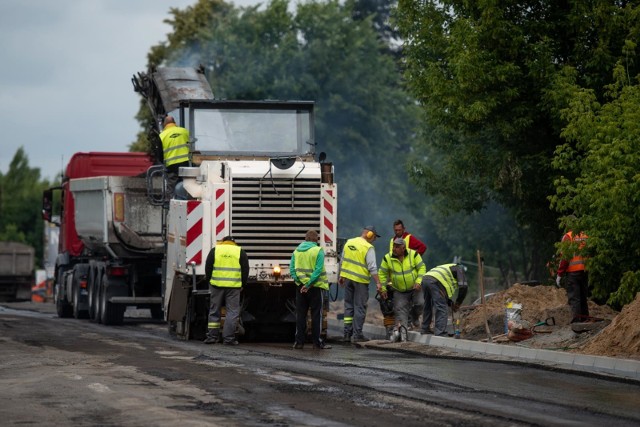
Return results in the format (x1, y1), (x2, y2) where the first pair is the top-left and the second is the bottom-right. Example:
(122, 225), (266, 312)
(328, 319), (640, 381)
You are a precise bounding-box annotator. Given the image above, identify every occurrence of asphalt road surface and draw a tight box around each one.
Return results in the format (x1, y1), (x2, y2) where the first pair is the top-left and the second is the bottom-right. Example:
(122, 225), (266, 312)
(1, 302), (639, 426)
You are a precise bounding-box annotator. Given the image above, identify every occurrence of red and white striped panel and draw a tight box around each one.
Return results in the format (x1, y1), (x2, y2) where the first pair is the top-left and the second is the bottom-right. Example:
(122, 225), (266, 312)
(214, 187), (227, 242)
(186, 200), (203, 265)
(322, 187), (336, 243)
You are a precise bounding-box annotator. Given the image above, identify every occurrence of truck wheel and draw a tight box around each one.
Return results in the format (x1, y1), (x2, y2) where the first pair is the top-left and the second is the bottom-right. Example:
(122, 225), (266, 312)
(54, 269), (72, 318)
(72, 264), (90, 319)
(100, 277), (125, 326)
(88, 266), (100, 321)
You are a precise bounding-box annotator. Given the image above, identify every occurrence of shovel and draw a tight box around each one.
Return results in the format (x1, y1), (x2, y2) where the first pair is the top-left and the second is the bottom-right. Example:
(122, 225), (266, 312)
(532, 316), (555, 333)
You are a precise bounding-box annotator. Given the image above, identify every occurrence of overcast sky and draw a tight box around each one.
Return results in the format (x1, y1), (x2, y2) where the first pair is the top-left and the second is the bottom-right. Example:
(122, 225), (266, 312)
(0, 0), (256, 181)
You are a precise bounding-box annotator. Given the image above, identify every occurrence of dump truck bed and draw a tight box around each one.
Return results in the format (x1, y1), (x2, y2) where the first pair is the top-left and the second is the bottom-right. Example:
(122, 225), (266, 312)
(70, 176), (164, 258)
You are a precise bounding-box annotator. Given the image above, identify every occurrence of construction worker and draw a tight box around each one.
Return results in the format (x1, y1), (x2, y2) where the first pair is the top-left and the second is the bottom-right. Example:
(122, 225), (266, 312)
(290, 230), (331, 350)
(379, 238), (426, 341)
(556, 230), (590, 323)
(203, 236), (249, 345)
(390, 219), (427, 329)
(339, 226), (383, 343)
(159, 115), (190, 199)
(389, 219), (427, 256)
(421, 263), (468, 337)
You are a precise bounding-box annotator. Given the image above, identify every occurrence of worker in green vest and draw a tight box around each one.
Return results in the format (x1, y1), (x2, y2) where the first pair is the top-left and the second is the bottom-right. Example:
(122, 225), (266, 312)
(203, 236), (249, 345)
(421, 264), (468, 337)
(290, 230), (331, 350)
(379, 238), (426, 341)
(338, 226), (383, 343)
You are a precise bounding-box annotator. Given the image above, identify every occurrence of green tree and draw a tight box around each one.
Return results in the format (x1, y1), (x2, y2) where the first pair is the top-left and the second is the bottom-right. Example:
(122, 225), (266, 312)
(0, 147), (52, 266)
(133, 0), (421, 236)
(395, 1), (640, 282)
(550, 64), (640, 308)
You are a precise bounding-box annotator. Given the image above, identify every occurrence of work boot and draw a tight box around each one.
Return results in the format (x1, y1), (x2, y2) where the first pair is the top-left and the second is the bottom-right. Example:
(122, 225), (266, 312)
(223, 340), (239, 346)
(343, 333), (352, 343)
(351, 335), (369, 343)
(203, 335), (219, 344)
(313, 343), (332, 350)
(292, 342), (304, 349)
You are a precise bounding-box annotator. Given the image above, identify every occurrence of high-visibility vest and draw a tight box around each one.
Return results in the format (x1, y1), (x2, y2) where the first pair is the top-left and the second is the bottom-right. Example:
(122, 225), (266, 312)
(380, 249), (425, 292)
(210, 244), (243, 288)
(340, 237), (372, 284)
(566, 231), (588, 273)
(160, 124), (190, 167)
(294, 246), (328, 290)
(388, 234), (412, 254)
(425, 263), (458, 298)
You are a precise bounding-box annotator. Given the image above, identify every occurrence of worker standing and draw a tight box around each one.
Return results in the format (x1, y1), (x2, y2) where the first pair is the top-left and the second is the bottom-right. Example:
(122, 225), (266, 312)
(203, 236), (249, 345)
(556, 230), (590, 323)
(159, 115), (190, 199)
(389, 219), (428, 329)
(389, 219), (427, 256)
(421, 264), (468, 337)
(379, 238), (426, 341)
(339, 226), (383, 343)
(290, 230), (331, 350)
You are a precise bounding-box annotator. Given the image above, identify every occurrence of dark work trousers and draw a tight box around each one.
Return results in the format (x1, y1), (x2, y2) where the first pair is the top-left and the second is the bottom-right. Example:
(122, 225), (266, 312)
(207, 286), (241, 344)
(422, 278), (449, 336)
(343, 278), (370, 339)
(294, 286), (324, 347)
(166, 161), (189, 200)
(566, 271), (589, 321)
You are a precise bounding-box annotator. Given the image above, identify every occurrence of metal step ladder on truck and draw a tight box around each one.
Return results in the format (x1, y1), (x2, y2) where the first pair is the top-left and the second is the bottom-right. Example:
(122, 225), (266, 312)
(132, 66), (339, 340)
(42, 153), (165, 324)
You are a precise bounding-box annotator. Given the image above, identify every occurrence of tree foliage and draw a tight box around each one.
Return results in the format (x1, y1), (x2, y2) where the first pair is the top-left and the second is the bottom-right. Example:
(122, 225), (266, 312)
(550, 65), (640, 308)
(0, 147), (54, 266)
(396, 1), (640, 286)
(133, 0), (421, 235)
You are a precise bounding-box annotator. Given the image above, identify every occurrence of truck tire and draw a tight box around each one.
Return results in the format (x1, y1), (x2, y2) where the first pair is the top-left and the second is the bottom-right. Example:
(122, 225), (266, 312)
(88, 265), (100, 322)
(72, 264), (90, 319)
(54, 269), (72, 318)
(100, 277), (126, 326)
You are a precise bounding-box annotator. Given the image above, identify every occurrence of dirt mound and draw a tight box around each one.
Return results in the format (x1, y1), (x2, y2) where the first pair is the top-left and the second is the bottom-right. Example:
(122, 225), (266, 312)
(579, 293), (640, 359)
(459, 284), (618, 341)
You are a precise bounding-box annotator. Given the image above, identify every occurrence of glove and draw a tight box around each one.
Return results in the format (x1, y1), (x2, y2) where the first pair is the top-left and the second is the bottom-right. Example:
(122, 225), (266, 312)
(555, 275), (562, 288)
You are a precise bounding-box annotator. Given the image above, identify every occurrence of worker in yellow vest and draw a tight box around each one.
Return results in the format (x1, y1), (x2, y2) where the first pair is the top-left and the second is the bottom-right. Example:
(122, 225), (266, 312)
(379, 238), (426, 341)
(290, 230), (331, 350)
(203, 236), (249, 345)
(389, 219), (428, 329)
(159, 115), (190, 199)
(421, 264), (468, 337)
(338, 226), (383, 343)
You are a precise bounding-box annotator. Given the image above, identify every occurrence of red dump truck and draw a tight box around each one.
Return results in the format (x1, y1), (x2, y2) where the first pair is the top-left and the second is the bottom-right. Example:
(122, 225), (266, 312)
(42, 152), (165, 324)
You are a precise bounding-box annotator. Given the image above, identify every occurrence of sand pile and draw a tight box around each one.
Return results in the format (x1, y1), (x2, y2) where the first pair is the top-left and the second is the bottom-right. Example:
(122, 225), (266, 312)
(579, 293), (640, 359)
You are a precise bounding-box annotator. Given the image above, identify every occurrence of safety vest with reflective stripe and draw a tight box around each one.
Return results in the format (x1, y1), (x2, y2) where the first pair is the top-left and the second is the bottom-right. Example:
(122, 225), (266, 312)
(210, 244), (242, 288)
(566, 231), (588, 273)
(294, 246), (328, 290)
(159, 123), (190, 167)
(379, 249), (425, 293)
(340, 237), (372, 284)
(425, 263), (458, 298)
(388, 234), (412, 254)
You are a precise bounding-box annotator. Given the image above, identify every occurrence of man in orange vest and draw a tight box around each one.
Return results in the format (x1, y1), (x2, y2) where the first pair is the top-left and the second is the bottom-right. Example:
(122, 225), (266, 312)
(556, 230), (589, 323)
